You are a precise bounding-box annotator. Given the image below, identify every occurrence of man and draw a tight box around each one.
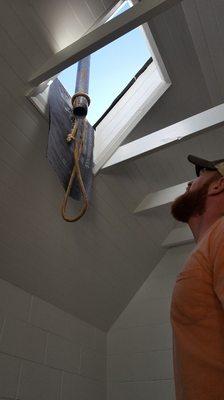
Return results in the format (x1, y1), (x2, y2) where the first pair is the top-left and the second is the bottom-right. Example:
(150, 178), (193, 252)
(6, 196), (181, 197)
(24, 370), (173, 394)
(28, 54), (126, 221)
(170, 154), (224, 400)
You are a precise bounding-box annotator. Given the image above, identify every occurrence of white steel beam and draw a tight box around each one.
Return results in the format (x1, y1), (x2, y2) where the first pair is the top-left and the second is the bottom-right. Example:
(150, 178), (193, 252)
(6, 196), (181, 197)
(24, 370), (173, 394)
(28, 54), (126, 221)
(134, 181), (188, 213)
(103, 103), (224, 169)
(28, 0), (181, 87)
(162, 226), (194, 247)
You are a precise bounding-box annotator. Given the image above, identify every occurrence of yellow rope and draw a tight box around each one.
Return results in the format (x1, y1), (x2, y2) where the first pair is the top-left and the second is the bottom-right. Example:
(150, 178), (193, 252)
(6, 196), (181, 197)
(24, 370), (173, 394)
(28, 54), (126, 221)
(61, 120), (89, 222)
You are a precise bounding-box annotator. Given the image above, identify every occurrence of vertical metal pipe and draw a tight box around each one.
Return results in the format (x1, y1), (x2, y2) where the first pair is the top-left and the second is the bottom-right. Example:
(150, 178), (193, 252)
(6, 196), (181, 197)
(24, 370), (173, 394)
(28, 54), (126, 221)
(72, 56), (91, 117)
(75, 56), (91, 93)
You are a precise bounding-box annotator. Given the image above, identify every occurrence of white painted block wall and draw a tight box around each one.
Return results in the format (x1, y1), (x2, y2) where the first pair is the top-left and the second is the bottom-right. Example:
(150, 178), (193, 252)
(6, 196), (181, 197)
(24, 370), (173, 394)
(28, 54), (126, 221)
(0, 243), (195, 400)
(107, 243), (194, 400)
(0, 278), (106, 400)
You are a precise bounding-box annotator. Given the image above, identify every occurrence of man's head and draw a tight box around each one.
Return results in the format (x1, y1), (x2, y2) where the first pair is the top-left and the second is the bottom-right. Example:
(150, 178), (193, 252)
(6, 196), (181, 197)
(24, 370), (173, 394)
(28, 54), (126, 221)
(171, 155), (224, 223)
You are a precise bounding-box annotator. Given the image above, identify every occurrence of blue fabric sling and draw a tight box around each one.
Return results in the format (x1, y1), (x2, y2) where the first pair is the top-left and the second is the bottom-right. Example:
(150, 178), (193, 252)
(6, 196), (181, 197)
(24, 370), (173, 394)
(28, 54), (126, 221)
(47, 78), (94, 202)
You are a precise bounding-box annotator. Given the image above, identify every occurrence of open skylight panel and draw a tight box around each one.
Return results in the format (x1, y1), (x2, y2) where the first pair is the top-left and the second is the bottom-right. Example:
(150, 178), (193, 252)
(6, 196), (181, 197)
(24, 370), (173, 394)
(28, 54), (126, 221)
(58, 0), (151, 125)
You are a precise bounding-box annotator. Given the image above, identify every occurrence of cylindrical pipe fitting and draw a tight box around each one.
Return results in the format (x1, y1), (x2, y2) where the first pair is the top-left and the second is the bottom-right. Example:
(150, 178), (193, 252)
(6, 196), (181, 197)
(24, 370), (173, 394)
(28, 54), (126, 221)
(72, 56), (91, 117)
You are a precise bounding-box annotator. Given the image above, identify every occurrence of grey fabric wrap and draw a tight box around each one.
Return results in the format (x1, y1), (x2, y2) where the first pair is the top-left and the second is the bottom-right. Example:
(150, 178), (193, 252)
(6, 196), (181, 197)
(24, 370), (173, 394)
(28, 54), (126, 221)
(47, 78), (94, 200)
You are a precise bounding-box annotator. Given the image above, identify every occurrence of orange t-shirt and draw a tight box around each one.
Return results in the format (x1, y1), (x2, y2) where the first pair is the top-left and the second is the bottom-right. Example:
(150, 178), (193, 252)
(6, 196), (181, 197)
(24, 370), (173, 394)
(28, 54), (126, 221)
(171, 217), (224, 400)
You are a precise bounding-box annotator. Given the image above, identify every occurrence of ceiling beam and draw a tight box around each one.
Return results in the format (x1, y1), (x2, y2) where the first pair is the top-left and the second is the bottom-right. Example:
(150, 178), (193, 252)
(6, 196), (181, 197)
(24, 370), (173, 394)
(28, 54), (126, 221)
(28, 0), (181, 87)
(162, 226), (194, 247)
(134, 181), (188, 213)
(103, 103), (224, 169)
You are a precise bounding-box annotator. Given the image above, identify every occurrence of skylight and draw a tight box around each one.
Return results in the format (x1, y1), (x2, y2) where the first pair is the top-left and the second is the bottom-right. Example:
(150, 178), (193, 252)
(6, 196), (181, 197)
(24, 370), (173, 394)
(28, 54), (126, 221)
(58, 0), (151, 125)
(28, 0), (171, 175)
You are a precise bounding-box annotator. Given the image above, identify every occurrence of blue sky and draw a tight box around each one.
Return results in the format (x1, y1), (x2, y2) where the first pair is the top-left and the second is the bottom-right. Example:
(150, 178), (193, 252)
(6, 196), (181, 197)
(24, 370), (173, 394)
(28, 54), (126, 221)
(59, 1), (151, 125)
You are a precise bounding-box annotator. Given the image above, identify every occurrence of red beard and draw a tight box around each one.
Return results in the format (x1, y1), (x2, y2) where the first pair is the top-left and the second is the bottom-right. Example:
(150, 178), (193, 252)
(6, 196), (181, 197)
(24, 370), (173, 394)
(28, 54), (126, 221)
(171, 182), (210, 223)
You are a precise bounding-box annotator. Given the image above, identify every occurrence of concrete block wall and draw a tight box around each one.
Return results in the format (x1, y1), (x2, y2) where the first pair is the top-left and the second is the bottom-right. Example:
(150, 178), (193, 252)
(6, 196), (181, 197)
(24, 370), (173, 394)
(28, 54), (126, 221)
(0, 243), (194, 400)
(107, 243), (194, 400)
(0, 278), (106, 400)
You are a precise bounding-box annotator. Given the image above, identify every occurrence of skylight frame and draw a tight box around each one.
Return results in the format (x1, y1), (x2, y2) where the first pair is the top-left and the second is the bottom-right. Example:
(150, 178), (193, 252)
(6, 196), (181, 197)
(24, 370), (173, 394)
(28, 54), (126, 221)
(92, 0), (171, 173)
(27, 0), (149, 118)
(27, 0), (171, 174)
(93, 55), (171, 174)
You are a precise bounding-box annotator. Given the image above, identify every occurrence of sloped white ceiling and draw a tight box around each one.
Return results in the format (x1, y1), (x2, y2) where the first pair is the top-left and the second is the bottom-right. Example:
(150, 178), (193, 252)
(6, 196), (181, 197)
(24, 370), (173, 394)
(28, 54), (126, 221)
(0, 0), (223, 331)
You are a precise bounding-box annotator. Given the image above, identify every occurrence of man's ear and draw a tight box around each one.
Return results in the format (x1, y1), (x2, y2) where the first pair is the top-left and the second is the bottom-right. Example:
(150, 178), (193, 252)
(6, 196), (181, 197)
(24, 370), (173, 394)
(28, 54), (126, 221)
(208, 177), (224, 196)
